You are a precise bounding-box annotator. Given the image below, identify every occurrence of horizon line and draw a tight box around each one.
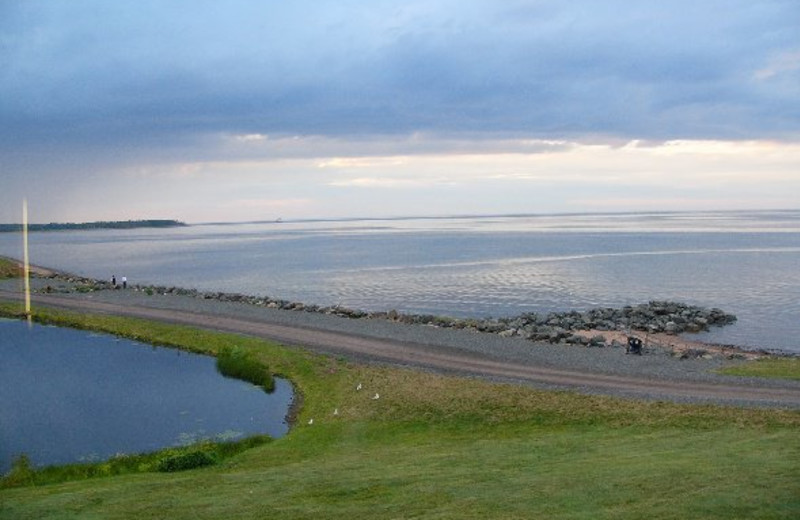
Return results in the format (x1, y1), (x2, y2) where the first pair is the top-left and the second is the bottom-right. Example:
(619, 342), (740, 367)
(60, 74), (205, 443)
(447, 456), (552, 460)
(192, 208), (800, 226)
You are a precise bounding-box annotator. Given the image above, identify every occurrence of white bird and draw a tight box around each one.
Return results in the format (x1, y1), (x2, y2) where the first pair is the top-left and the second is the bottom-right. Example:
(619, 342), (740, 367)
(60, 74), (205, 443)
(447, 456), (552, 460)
(372, 393), (380, 400)
(308, 418), (314, 425)
(333, 408), (339, 416)
(356, 383), (362, 391)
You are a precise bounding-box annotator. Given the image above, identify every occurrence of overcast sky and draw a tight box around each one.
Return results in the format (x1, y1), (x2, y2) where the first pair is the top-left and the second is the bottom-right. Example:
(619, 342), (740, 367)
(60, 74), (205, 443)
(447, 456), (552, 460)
(1, 0), (798, 223)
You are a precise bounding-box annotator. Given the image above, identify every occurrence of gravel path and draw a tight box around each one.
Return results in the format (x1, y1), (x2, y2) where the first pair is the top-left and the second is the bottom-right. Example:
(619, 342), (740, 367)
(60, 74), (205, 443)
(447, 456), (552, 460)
(2, 278), (799, 409)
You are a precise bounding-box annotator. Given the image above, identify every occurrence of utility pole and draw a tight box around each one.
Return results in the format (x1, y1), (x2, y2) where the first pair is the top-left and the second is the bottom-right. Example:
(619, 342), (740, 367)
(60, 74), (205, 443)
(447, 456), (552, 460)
(22, 198), (31, 324)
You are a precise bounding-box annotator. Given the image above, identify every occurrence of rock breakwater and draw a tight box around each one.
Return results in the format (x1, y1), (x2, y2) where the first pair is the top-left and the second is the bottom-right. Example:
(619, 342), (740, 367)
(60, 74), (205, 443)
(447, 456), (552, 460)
(31, 272), (738, 354)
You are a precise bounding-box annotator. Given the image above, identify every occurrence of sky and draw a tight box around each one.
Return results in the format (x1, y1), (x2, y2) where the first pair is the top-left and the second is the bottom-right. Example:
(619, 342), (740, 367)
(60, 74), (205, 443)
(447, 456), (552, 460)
(1, 0), (798, 224)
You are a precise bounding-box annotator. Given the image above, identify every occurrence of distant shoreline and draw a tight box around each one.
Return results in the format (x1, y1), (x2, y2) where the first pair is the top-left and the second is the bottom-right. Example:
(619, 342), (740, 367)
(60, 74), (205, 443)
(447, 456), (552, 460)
(0, 219), (187, 233)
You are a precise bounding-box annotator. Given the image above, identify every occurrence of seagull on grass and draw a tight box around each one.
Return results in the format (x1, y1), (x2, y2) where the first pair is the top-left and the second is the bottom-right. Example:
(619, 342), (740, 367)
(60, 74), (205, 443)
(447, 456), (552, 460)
(372, 393), (380, 400)
(356, 383), (362, 391)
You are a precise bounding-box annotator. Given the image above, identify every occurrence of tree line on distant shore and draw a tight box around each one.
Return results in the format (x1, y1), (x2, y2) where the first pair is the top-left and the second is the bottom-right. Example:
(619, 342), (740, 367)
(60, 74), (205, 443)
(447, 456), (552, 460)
(0, 220), (187, 233)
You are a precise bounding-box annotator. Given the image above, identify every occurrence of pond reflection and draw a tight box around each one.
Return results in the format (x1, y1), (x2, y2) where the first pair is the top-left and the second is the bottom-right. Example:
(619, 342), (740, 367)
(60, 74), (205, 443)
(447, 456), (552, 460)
(0, 319), (293, 473)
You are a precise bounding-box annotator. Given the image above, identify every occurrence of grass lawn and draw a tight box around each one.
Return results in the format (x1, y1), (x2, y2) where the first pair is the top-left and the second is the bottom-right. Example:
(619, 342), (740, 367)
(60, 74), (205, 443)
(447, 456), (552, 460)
(0, 257), (20, 279)
(1, 303), (799, 519)
(718, 358), (800, 381)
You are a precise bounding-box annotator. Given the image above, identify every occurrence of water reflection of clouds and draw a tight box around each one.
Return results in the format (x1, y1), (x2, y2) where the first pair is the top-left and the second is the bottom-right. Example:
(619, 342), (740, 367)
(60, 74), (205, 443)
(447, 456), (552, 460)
(0, 322), (293, 473)
(315, 246), (800, 351)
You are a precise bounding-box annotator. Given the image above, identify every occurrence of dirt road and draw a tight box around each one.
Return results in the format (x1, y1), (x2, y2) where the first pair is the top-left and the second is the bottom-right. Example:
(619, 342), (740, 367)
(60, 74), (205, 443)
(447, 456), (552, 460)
(3, 288), (799, 409)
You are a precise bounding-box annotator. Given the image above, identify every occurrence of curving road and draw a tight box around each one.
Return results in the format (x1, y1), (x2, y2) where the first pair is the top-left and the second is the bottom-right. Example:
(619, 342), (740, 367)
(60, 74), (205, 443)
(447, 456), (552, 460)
(2, 288), (800, 409)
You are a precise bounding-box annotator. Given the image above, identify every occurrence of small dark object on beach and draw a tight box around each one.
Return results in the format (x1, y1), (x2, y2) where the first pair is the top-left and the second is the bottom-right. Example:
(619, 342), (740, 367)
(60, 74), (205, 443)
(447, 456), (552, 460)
(627, 336), (643, 355)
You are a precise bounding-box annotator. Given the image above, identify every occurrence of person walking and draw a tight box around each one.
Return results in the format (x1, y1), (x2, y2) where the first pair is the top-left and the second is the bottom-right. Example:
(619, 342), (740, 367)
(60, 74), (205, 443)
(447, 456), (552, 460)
(121, 276), (127, 289)
(111, 275), (116, 287)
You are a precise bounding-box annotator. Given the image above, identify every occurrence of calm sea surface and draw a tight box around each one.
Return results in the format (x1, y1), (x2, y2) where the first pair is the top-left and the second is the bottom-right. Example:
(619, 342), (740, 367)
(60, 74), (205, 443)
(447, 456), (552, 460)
(1, 211), (798, 353)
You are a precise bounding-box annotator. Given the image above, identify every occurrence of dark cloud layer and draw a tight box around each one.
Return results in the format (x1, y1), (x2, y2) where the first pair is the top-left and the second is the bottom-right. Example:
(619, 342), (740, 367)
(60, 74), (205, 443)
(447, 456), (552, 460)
(2, 0), (798, 159)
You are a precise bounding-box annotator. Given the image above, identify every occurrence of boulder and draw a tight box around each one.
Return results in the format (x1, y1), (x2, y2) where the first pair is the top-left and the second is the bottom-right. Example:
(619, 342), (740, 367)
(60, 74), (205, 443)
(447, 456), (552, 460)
(590, 334), (607, 347)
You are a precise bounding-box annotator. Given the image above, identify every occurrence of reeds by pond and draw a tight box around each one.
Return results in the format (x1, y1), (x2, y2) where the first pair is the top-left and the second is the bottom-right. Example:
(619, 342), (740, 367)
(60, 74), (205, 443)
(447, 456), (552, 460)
(216, 346), (275, 392)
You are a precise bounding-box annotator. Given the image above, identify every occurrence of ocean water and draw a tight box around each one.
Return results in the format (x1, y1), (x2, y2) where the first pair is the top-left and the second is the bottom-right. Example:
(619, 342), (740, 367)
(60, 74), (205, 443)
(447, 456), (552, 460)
(1, 211), (798, 353)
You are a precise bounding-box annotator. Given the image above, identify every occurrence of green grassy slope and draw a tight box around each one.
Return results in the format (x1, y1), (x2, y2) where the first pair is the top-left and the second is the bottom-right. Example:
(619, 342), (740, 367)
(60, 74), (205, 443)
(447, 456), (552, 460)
(1, 304), (798, 519)
(0, 257), (20, 279)
(718, 358), (800, 381)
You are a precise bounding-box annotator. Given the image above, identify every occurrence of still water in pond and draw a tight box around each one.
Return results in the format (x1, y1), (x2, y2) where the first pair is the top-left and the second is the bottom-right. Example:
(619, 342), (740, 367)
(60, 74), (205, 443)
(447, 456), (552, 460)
(0, 319), (293, 474)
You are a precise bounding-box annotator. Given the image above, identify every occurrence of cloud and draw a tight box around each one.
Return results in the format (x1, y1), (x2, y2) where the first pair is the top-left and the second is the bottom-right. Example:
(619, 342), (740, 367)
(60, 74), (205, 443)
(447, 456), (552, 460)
(1, 0), (798, 155)
(233, 134), (269, 143)
(565, 196), (752, 211)
(317, 157), (409, 169)
(227, 197), (313, 211)
(1, 1), (798, 222)
(327, 177), (436, 188)
(754, 50), (800, 81)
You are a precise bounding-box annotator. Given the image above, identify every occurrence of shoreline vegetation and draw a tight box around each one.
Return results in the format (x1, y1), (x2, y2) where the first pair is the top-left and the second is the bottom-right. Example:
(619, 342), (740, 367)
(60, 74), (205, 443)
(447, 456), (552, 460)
(216, 346), (276, 392)
(2, 436), (272, 488)
(0, 257), (19, 278)
(0, 219), (186, 233)
(0, 305), (798, 518)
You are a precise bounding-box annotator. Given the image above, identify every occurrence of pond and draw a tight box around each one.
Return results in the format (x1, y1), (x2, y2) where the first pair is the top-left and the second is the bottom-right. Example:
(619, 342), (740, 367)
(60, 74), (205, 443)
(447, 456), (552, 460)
(0, 319), (293, 474)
